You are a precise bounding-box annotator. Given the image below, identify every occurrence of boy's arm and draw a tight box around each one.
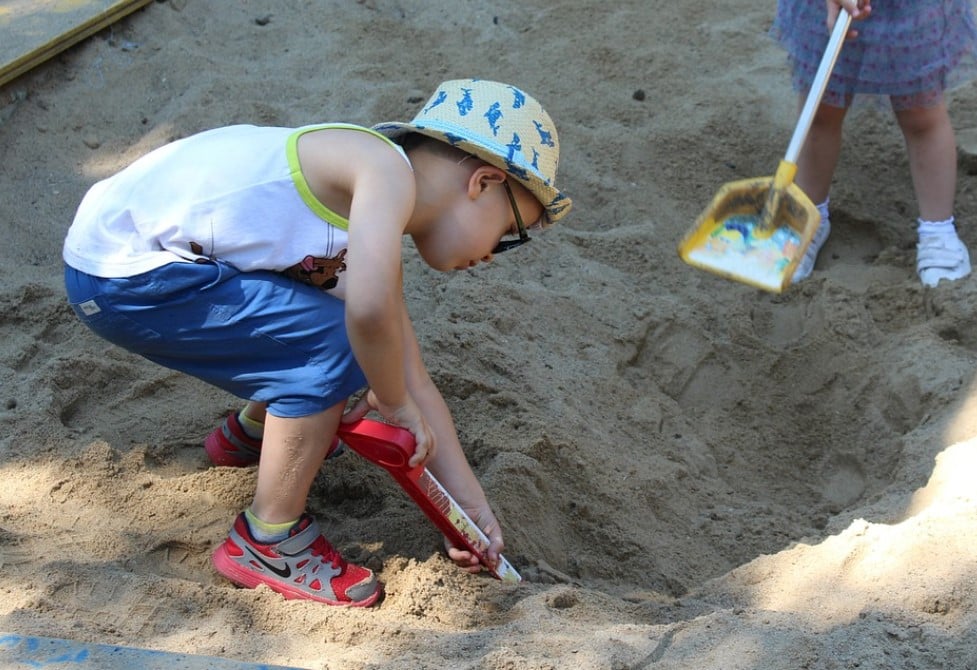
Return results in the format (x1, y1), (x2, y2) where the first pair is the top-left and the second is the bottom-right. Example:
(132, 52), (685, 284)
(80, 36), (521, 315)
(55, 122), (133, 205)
(343, 145), (435, 461)
(342, 296), (506, 571)
(328, 131), (503, 569)
(397, 305), (506, 570)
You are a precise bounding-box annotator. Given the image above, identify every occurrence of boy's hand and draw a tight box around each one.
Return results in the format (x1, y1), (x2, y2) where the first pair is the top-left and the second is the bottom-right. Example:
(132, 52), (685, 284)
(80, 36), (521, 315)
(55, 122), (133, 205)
(342, 391), (435, 467)
(443, 505), (505, 574)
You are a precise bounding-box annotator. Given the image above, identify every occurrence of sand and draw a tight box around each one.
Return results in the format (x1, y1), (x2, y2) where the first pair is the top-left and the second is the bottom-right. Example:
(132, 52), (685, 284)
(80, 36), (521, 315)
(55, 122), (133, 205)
(2, 1), (977, 668)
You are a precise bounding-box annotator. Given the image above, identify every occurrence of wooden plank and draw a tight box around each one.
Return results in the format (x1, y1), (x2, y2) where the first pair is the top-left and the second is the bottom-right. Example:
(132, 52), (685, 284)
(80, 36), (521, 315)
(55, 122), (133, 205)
(0, 0), (153, 88)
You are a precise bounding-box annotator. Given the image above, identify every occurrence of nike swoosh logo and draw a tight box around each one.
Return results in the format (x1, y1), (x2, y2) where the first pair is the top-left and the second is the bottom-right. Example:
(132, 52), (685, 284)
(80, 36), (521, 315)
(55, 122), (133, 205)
(245, 547), (292, 578)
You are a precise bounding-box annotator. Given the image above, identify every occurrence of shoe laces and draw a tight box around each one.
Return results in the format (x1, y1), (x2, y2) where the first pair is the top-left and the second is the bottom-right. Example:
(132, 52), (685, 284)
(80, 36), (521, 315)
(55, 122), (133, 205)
(284, 516), (344, 571)
(309, 535), (345, 571)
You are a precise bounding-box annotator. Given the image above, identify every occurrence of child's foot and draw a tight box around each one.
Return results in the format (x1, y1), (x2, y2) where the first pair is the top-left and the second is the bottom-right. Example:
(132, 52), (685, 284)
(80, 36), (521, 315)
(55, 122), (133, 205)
(204, 413), (345, 467)
(917, 235), (971, 287)
(792, 218), (831, 283)
(212, 513), (382, 607)
(204, 412), (263, 467)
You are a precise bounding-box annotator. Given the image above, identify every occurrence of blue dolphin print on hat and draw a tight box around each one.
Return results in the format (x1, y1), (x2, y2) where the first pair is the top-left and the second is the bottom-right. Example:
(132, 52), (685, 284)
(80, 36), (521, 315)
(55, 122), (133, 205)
(442, 131), (464, 146)
(534, 120), (555, 148)
(457, 88), (474, 116)
(423, 90), (447, 114)
(504, 133), (530, 181)
(510, 87), (526, 109)
(485, 102), (503, 136)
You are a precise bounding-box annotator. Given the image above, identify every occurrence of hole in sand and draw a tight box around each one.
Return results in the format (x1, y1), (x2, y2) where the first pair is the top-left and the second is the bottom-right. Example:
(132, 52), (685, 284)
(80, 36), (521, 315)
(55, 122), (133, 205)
(474, 284), (934, 600)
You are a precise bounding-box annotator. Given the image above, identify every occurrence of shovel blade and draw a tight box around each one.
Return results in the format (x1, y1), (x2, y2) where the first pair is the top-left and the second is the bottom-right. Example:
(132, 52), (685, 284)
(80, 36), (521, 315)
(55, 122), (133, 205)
(678, 177), (820, 293)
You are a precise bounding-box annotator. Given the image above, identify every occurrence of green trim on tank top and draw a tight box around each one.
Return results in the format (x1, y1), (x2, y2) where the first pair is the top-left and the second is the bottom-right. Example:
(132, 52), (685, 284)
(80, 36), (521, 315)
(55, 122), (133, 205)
(285, 123), (402, 232)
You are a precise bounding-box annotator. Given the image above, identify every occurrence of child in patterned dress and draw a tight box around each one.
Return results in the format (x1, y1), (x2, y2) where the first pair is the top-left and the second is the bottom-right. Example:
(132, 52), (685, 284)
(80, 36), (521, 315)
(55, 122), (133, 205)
(772, 0), (977, 286)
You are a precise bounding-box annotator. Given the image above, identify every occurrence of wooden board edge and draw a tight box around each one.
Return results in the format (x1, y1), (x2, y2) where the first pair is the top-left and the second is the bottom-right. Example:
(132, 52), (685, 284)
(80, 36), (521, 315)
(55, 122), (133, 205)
(0, 0), (154, 89)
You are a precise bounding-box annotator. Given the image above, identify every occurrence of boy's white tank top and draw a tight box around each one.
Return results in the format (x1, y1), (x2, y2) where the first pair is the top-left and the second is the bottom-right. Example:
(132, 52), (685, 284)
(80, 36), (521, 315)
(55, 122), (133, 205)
(63, 123), (409, 283)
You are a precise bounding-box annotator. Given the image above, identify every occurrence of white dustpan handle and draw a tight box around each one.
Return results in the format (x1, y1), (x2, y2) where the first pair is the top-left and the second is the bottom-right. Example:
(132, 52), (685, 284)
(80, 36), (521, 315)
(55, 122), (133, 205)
(784, 9), (852, 163)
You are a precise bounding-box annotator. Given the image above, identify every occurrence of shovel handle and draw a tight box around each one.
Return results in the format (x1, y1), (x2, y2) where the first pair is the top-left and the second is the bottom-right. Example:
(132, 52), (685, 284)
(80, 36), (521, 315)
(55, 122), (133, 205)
(758, 159), (800, 230)
(761, 9), (851, 230)
(784, 8), (852, 163)
(336, 419), (522, 583)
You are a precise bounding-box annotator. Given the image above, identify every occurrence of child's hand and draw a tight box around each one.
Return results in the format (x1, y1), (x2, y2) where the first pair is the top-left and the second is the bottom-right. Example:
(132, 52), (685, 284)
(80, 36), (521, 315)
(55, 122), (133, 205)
(342, 390), (435, 467)
(443, 505), (505, 574)
(827, 0), (871, 38)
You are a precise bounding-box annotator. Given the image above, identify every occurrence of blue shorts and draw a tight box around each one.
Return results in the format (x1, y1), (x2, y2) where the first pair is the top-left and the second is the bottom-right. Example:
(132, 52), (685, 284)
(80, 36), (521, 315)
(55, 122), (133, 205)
(64, 261), (367, 418)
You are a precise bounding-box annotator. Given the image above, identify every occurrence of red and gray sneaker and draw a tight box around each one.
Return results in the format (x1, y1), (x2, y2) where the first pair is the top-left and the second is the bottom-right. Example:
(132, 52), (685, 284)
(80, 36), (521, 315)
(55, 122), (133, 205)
(204, 413), (344, 467)
(212, 513), (382, 607)
(204, 413), (262, 467)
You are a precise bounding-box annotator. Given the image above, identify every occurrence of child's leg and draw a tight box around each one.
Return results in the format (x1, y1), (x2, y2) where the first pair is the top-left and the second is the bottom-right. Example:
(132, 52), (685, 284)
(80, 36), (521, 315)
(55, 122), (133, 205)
(895, 100), (970, 286)
(241, 400), (268, 427)
(793, 199), (832, 282)
(251, 402), (344, 524)
(65, 262), (378, 604)
(894, 102), (956, 222)
(795, 101), (848, 205)
(212, 400), (382, 606)
(202, 401), (271, 467)
(205, 400), (346, 467)
(791, 101), (847, 282)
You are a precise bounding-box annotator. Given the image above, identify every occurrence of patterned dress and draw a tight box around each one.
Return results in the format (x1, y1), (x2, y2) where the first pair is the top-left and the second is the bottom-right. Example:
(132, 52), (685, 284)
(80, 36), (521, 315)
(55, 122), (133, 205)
(772, 0), (977, 109)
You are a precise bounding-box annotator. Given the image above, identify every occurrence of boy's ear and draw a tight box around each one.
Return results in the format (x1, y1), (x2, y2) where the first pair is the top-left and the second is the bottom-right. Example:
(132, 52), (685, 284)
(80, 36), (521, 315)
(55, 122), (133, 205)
(467, 164), (507, 199)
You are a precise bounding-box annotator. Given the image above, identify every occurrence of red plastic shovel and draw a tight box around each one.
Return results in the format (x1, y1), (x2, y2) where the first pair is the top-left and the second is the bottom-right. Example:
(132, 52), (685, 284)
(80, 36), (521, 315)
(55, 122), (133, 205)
(336, 418), (522, 583)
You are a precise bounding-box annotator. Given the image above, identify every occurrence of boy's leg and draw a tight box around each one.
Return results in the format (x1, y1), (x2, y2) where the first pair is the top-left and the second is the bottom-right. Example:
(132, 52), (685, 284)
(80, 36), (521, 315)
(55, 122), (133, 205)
(212, 401), (382, 606)
(241, 400), (268, 426)
(65, 263), (378, 603)
(204, 407), (264, 467)
(252, 404), (342, 523)
(204, 401), (266, 467)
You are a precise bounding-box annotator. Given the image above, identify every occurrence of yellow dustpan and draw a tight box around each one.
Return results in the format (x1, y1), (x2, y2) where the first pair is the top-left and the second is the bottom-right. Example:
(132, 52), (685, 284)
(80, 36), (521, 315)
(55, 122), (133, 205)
(679, 9), (853, 293)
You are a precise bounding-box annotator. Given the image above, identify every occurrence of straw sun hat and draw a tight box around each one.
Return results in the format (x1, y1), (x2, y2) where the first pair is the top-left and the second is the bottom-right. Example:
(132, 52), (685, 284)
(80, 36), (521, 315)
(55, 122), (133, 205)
(373, 79), (572, 223)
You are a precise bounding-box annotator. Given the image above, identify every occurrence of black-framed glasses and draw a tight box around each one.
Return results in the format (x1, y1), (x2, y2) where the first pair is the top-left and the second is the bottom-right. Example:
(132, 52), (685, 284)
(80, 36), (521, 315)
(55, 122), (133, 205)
(491, 181), (531, 254)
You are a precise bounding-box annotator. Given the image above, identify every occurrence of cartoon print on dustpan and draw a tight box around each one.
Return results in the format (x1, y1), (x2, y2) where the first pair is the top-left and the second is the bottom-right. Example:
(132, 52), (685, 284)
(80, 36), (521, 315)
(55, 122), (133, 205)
(681, 183), (809, 292)
(0, 0), (152, 88)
